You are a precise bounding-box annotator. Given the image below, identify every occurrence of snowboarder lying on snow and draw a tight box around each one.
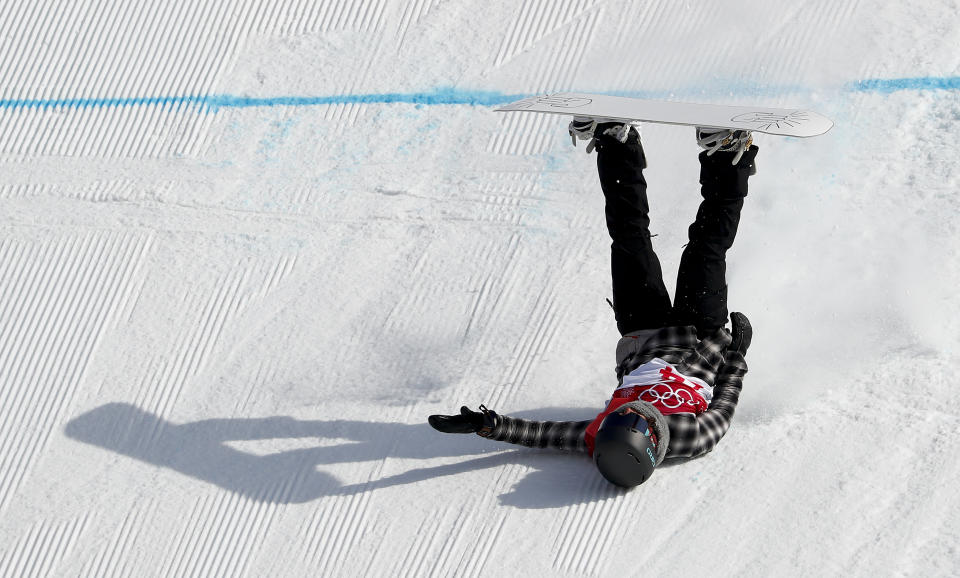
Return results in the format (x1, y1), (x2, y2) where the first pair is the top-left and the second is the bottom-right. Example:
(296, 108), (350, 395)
(429, 118), (756, 487)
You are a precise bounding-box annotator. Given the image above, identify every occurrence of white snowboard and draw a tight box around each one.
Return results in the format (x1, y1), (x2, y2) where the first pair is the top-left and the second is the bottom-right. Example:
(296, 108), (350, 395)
(495, 92), (833, 137)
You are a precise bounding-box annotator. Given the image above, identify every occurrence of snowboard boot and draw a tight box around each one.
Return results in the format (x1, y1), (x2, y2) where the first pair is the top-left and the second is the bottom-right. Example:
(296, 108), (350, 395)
(696, 127), (754, 165)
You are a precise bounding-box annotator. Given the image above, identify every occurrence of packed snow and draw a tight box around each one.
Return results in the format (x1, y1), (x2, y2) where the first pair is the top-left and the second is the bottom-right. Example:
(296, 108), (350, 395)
(1, 0), (958, 576)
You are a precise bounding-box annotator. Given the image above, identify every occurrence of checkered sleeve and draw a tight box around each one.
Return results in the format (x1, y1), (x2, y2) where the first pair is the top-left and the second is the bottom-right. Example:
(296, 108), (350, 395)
(665, 350), (748, 459)
(480, 414), (590, 453)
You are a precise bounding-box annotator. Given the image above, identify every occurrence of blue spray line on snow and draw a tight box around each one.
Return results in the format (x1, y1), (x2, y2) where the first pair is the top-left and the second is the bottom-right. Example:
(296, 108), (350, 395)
(0, 88), (526, 112)
(849, 76), (960, 93)
(0, 77), (957, 112)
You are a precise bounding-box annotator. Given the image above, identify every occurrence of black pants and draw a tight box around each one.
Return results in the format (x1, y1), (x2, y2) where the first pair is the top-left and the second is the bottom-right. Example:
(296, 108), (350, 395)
(594, 127), (758, 336)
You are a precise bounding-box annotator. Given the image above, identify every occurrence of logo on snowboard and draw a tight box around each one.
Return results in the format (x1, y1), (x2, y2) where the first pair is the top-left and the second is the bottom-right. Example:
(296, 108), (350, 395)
(509, 95), (593, 110)
(730, 110), (810, 130)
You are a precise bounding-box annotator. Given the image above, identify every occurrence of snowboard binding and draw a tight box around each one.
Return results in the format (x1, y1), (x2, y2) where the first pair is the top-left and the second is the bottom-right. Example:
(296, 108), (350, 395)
(696, 127), (754, 164)
(568, 116), (639, 153)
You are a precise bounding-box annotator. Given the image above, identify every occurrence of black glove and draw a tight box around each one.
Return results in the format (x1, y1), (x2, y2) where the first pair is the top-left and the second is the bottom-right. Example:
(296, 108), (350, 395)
(729, 312), (752, 355)
(428, 405), (496, 435)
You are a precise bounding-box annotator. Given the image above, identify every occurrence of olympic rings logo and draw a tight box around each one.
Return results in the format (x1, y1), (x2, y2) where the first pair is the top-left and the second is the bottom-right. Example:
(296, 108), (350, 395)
(639, 382), (700, 409)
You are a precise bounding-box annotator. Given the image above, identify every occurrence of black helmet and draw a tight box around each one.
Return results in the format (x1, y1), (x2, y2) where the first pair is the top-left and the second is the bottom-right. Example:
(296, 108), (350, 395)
(593, 406), (663, 487)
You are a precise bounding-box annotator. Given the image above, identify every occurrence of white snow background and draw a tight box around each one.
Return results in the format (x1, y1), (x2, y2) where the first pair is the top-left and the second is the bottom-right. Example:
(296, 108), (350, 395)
(1, 0), (958, 576)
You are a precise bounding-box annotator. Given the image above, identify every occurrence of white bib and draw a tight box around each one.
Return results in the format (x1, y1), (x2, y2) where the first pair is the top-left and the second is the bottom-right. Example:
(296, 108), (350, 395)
(618, 358), (713, 402)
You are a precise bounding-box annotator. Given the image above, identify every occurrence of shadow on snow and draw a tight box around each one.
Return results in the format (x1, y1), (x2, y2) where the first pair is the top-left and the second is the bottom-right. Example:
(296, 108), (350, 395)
(64, 402), (629, 509)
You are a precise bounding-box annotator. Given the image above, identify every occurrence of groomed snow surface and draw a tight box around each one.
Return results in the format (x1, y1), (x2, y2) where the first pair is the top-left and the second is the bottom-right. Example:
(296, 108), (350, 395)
(1, 1), (958, 576)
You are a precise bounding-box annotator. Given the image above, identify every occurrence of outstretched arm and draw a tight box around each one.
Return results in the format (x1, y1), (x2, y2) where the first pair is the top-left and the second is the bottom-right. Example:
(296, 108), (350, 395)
(428, 406), (589, 453)
(482, 414), (590, 453)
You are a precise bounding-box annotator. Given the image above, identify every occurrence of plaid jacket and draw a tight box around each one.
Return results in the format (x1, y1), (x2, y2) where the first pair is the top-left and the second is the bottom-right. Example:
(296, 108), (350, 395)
(480, 325), (747, 459)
